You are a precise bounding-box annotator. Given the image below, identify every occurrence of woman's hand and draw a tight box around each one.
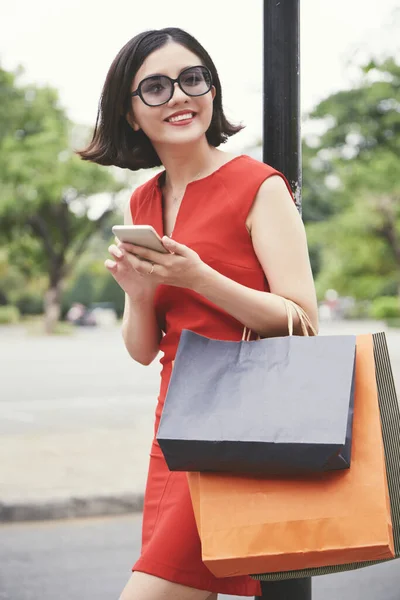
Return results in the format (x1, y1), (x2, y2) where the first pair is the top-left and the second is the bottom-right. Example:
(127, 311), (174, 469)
(104, 241), (159, 302)
(106, 235), (208, 293)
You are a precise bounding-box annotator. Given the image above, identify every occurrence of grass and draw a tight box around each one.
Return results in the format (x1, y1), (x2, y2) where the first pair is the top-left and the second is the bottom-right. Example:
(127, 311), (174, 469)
(386, 318), (400, 329)
(21, 315), (75, 336)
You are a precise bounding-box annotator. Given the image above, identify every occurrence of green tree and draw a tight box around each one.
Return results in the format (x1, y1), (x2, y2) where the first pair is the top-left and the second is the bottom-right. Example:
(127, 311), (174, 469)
(0, 65), (125, 332)
(304, 58), (400, 302)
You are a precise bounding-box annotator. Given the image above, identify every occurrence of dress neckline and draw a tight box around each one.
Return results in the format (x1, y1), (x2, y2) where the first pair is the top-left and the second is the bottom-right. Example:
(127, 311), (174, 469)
(153, 154), (246, 239)
(154, 154), (246, 190)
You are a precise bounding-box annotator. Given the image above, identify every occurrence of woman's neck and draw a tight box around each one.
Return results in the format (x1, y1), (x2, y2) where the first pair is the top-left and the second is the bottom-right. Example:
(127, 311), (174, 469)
(156, 144), (222, 193)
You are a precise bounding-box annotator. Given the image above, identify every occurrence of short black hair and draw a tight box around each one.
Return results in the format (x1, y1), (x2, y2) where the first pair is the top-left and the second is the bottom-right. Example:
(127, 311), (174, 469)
(77, 27), (245, 171)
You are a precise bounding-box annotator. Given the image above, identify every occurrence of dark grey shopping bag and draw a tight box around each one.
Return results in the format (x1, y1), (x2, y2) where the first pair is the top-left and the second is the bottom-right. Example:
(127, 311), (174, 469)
(157, 316), (356, 475)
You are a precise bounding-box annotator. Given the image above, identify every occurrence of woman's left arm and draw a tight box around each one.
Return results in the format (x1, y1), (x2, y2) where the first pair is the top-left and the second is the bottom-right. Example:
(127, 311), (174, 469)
(193, 175), (319, 337)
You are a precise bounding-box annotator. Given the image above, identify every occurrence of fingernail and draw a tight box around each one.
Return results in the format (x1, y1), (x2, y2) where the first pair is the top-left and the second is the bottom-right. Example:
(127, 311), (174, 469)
(105, 259), (116, 268)
(114, 248), (123, 258)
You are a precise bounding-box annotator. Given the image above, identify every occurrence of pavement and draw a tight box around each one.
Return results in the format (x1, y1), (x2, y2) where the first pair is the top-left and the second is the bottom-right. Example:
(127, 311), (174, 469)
(1, 319), (399, 523)
(2, 514), (400, 600)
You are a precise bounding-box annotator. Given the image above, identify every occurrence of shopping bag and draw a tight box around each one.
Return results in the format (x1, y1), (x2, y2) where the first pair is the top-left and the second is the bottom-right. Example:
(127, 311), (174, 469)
(158, 298), (356, 474)
(187, 334), (396, 578)
(251, 331), (400, 581)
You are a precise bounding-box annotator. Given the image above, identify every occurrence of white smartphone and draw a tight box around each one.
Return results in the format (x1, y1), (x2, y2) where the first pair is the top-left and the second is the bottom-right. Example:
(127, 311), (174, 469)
(112, 225), (169, 254)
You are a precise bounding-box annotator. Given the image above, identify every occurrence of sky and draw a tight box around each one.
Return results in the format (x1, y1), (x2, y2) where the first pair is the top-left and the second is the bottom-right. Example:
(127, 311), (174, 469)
(1, 0), (399, 155)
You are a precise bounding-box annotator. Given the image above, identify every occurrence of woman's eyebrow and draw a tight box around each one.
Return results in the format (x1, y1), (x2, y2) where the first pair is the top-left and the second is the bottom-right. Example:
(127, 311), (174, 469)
(143, 65), (197, 79)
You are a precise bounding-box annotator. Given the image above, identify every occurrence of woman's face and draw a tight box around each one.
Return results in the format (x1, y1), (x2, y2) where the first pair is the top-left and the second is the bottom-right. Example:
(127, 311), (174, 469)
(128, 42), (216, 148)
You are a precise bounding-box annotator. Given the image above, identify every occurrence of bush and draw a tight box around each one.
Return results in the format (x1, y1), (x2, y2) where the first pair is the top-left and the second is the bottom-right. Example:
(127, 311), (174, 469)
(369, 297), (400, 320)
(97, 276), (125, 318)
(61, 265), (126, 319)
(0, 305), (20, 324)
(15, 293), (44, 315)
(65, 272), (96, 307)
(61, 272), (97, 319)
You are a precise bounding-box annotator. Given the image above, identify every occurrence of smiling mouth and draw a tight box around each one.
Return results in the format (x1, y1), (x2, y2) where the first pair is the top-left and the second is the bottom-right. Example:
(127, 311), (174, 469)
(165, 112), (196, 123)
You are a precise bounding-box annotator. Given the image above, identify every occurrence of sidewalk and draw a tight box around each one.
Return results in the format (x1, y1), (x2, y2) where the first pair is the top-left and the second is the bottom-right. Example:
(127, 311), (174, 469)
(0, 425), (152, 522)
(1, 320), (399, 523)
(0, 325), (157, 522)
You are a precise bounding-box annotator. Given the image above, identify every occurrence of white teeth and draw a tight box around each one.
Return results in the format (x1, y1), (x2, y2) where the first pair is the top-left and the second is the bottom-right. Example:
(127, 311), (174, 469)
(167, 112), (194, 123)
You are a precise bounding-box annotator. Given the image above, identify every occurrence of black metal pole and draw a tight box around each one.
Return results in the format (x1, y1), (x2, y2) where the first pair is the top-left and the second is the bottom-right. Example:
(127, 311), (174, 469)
(257, 1), (311, 598)
(263, 0), (302, 214)
(257, 577), (312, 600)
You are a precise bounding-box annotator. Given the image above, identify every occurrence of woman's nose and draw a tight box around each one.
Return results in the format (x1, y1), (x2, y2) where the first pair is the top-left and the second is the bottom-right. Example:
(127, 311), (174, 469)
(168, 81), (188, 103)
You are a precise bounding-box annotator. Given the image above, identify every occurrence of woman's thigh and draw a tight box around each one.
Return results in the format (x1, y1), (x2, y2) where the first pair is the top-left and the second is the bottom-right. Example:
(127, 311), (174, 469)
(118, 572), (217, 600)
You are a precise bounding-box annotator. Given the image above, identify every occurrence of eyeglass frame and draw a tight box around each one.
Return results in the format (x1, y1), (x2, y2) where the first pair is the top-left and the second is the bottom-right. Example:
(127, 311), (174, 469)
(130, 65), (213, 107)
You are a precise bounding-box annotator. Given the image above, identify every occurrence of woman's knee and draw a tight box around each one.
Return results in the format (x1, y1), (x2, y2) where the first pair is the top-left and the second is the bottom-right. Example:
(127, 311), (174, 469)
(119, 571), (216, 600)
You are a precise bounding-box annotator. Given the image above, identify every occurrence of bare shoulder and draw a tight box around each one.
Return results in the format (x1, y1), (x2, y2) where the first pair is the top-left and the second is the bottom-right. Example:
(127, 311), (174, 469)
(247, 174), (299, 233)
(246, 173), (318, 329)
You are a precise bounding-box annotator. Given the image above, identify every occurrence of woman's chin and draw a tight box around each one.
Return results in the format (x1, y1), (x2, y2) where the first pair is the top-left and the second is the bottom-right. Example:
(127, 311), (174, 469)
(160, 130), (206, 147)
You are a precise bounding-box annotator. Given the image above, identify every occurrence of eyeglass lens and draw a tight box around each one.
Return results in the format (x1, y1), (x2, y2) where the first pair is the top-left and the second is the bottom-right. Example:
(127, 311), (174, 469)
(140, 67), (211, 106)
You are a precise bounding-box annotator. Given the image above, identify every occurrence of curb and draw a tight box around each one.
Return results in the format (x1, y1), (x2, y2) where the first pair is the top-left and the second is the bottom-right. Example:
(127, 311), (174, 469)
(0, 493), (144, 524)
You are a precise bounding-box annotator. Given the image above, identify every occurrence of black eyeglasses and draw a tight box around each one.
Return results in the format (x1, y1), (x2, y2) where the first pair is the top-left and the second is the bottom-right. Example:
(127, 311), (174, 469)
(131, 65), (213, 107)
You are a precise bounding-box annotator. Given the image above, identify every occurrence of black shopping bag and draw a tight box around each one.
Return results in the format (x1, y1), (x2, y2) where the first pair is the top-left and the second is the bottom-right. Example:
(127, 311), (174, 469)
(157, 300), (356, 475)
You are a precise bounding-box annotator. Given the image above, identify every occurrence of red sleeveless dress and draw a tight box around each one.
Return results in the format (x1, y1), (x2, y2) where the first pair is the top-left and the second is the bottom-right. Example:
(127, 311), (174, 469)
(130, 154), (293, 596)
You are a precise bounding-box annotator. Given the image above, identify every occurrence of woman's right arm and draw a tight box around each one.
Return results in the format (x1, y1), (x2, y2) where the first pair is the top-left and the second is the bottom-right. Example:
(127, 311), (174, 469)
(105, 201), (162, 366)
(121, 292), (162, 365)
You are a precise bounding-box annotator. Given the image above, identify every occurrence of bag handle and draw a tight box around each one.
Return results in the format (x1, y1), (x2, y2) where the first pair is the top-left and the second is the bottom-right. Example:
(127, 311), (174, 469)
(284, 298), (318, 337)
(242, 297), (317, 341)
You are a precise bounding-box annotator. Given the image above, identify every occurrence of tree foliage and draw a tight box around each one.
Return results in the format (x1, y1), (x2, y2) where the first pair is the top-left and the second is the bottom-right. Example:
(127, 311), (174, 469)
(303, 58), (400, 301)
(0, 64), (125, 330)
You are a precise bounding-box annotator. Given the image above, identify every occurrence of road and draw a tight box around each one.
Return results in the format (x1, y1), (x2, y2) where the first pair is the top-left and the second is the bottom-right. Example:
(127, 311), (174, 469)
(0, 514), (399, 600)
(1, 320), (399, 504)
(0, 320), (399, 598)
(1, 320), (399, 438)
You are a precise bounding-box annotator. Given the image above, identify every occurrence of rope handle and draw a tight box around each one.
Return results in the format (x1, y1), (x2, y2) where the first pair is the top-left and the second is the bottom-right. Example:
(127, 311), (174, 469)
(242, 297), (317, 341)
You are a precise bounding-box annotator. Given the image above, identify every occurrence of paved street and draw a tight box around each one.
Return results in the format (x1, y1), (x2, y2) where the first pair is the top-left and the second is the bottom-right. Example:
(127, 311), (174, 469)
(0, 320), (399, 599)
(0, 322), (400, 503)
(0, 320), (399, 504)
(0, 325), (159, 503)
(1, 514), (399, 600)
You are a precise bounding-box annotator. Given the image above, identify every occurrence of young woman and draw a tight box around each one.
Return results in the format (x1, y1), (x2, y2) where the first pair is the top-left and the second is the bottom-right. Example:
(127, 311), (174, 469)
(79, 26), (318, 600)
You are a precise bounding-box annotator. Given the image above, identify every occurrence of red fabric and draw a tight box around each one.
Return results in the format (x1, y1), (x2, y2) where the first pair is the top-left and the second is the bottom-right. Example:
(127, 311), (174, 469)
(130, 154), (293, 596)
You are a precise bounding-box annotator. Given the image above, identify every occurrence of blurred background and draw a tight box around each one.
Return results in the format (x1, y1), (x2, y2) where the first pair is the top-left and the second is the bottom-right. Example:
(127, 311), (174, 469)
(0, 0), (399, 330)
(1, 1), (400, 599)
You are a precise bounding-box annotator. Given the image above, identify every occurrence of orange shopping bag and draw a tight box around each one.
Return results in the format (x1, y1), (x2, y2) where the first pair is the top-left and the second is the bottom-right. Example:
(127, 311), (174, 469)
(188, 334), (395, 578)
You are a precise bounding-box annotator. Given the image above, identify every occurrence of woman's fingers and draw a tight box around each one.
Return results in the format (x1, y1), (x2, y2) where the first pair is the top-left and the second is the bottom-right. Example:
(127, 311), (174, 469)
(105, 245), (126, 272)
(108, 244), (124, 259)
(105, 259), (117, 270)
(106, 244), (151, 277)
(161, 236), (185, 255)
(118, 242), (170, 263)
(134, 260), (156, 276)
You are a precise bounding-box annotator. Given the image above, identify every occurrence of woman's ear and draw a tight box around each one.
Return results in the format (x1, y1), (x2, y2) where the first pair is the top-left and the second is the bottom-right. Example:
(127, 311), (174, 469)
(211, 85), (216, 101)
(126, 111), (140, 131)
